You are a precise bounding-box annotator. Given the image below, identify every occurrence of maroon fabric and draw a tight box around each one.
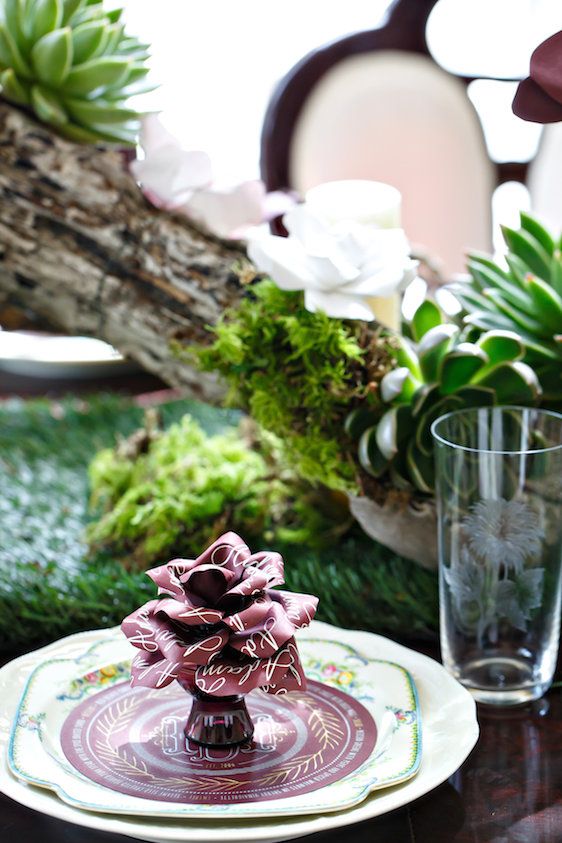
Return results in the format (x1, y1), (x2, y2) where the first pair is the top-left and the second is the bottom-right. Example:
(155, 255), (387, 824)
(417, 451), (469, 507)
(513, 30), (562, 123)
(121, 532), (318, 696)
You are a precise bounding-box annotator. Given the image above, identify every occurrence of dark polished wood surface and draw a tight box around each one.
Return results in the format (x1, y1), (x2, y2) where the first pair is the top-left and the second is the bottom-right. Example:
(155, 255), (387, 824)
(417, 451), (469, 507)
(1, 644), (561, 843)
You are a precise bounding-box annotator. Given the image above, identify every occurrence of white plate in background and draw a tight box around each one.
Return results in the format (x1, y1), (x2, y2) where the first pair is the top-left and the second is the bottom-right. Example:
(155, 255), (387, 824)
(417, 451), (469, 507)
(0, 331), (136, 378)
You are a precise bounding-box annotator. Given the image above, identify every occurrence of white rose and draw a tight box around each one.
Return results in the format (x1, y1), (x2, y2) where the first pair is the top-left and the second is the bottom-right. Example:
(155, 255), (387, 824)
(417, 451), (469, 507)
(247, 205), (417, 321)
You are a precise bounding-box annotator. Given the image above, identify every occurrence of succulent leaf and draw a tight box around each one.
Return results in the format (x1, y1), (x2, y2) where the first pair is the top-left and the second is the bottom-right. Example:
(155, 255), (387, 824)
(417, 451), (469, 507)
(406, 440), (434, 493)
(452, 284), (498, 314)
(105, 7), (123, 24)
(0, 66), (30, 103)
(467, 260), (537, 315)
(411, 299), (441, 342)
(63, 55), (130, 94)
(412, 383), (439, 418)
(344, 407), (377, 440)
(116, 61), (149, 87)
(104, 21), (123, 53)
(64, 96), (139, 124)
(453, 385), (495, 408)
(393, 335), (422, 379)
(463, 310), (518, 332)
(477, 361), (541, 404)
(358, 426), (387, 477)
(417, 323), (458, 382)
(475, 330), (523, 365)
(0, 22), (32, 76)
(31, 83), (68, 124)
(380, 366), (419, 403)
(376, 405), (415, 460)
(31, 26), (72, 84)
(524, 274), (562, 333)
(4, 0), (26, 47)
(467, 252), (511, 281)
(439, 343), (488, 394)
(552, 254), (562, 299)
(504, 253), (531, 288)
(520, 212), (555, 256)
(31, 0), (62, 43)
(54, 119), (107, 141)
(482, 288), (551, 339)
(416, 394), (464, 455)
(376, 408), (398, 460)
(517, 334), (562, 363)
(61, 0), (85, 24)
(71, 20), (107, 63)
(51, 117), (133, 143)
(501, 225), (551, 281)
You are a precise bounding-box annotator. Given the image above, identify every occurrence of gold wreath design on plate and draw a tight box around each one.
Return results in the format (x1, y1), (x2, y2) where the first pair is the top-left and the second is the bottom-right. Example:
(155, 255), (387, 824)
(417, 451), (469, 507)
(94, 692), (345, 793)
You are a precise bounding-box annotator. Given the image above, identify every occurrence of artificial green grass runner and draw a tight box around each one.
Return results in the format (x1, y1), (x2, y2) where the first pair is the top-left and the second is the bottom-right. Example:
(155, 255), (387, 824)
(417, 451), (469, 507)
(0, 395), (438, 653)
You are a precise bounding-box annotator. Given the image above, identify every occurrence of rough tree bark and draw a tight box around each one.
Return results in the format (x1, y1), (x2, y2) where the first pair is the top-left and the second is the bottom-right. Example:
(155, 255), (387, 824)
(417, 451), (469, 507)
(0, 101), (246, 400)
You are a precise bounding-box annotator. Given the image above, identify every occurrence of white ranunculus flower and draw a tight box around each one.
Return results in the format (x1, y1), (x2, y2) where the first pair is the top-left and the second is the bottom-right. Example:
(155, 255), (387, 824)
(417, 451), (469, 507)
(247, 205), (417, 321)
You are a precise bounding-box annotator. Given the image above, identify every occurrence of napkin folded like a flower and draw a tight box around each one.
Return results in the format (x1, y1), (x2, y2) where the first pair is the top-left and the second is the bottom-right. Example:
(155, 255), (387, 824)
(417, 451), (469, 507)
(247, 205), (417, 321)
(512, 30), (562, 123)
(122, 532), (318, 696)
(131, 115), (294, 238)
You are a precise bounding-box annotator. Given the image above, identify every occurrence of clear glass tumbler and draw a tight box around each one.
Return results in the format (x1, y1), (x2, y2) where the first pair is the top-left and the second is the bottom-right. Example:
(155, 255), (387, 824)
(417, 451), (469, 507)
(431, 406), (562, 705)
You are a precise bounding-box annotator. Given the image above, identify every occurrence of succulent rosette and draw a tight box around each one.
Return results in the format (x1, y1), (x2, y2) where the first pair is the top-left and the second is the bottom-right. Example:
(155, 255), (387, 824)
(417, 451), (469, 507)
(122, 532), (318, 696)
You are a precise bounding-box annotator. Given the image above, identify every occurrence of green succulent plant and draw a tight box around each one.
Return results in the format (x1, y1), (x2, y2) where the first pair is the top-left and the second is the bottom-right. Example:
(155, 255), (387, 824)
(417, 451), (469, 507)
(346, 299), (541, 493)
(453, 212), (562, 405)
(0, 0), (152, 144)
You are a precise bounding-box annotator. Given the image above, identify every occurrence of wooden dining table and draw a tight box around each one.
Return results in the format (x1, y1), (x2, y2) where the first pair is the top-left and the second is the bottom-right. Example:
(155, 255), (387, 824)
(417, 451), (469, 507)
(1, 640), (561, 843)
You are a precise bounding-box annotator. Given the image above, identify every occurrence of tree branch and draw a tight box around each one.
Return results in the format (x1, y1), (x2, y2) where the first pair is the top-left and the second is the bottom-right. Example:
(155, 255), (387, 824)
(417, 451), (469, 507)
(0, 101), (245, 399)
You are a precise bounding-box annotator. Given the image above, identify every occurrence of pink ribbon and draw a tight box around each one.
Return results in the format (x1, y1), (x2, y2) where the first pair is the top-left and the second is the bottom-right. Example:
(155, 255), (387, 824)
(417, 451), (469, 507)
(122, 532), (318, 696)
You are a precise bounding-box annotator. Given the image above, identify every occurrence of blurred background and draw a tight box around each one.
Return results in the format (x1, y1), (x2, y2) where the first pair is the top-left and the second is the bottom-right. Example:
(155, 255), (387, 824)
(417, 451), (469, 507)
(125, 0), (560, 246)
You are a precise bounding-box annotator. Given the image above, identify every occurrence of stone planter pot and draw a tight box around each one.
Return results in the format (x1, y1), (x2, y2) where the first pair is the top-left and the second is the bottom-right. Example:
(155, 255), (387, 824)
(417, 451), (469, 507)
(348, 494), (437, 570)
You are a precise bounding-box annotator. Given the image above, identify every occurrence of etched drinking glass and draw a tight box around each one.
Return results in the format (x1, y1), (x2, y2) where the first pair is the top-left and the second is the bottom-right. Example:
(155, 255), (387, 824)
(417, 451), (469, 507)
(431, 406), (562, 705)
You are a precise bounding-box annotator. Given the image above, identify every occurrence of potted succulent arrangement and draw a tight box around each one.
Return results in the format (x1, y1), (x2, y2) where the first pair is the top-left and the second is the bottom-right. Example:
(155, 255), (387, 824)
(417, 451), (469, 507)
(197, 210), (562, 569)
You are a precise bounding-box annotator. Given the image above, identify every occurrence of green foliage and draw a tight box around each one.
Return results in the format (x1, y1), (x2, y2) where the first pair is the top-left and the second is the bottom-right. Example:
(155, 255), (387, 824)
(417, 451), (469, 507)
(0, 394), (438, 652)
(349, 229), (562, 492)
(349, 310), (541, 493)
(0, 0), (152, 144)
(454, 212), (562, 405)
(196, 280), (393, 492)
(87, 413), (344, 564)
(0, 395), (235, 574)
(0, 533), (438, 655)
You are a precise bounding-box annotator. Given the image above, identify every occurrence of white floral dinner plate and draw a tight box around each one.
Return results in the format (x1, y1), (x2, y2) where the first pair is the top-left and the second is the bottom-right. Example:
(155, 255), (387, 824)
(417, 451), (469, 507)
(0, 622), (479, 843)
(8, 632), (421, 819)
(0, 331), (133, 378)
